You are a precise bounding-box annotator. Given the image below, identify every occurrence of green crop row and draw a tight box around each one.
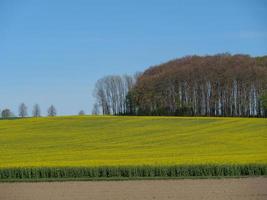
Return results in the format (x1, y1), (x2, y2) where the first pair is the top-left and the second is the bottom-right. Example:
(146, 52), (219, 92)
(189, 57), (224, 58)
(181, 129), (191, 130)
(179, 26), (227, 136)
(0, 164), (266, 180)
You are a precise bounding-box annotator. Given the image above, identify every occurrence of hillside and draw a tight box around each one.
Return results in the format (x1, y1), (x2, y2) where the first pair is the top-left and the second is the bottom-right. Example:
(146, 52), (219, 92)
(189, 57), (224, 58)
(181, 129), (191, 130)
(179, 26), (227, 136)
(0, 116), (266, 168)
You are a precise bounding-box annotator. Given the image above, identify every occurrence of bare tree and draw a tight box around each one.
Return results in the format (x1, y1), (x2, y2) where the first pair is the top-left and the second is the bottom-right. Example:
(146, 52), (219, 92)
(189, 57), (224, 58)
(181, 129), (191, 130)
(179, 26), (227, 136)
(32, 104), (41, 117)
(93, 75), (136, 115)
(94, 77), (110, 115)
(18, 103), (28, 118)
(92, 103), (100, 115)
(47, 105), (57, 117)
(78, 110), (85, 115)
(1, 109), (12, 119)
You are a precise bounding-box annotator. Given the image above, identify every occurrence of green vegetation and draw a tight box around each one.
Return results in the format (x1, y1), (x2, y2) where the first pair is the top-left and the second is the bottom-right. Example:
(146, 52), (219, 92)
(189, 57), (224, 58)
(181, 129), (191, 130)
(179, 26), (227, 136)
(1, 165), (266, 181)
(0, 116), (266, 180)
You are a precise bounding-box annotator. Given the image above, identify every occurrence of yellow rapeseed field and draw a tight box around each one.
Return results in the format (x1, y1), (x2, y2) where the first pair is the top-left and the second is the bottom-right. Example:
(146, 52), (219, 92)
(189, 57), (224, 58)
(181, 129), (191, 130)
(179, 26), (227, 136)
(0, 116), (266, 168)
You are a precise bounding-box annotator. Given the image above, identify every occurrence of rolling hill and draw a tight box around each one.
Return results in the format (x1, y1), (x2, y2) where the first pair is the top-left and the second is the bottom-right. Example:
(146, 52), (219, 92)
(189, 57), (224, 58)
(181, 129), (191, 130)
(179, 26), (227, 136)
(0, 116), (266, 168)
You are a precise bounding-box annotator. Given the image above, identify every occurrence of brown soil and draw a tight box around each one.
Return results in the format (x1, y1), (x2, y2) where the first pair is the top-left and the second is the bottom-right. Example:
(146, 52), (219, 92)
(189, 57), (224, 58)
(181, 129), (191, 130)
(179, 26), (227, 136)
(0, 177), (266, 200)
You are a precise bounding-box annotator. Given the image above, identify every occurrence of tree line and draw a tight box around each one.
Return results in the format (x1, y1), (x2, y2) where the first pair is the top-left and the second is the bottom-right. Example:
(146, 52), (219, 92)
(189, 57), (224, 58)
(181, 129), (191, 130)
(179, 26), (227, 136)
(2, 54), (266, 118)
(0, 104), (57, 119)
(93, 54), (267, 117)
(0, 104), (90, 119)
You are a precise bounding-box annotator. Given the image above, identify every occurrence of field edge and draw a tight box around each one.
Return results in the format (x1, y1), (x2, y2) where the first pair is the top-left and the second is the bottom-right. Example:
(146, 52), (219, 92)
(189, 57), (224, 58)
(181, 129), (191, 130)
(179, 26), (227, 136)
(1, 164), (266, 182)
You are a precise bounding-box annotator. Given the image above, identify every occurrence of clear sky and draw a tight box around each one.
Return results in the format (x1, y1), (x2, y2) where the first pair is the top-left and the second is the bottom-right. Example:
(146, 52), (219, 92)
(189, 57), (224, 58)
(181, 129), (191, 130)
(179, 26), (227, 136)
(0, 0), (266, 116)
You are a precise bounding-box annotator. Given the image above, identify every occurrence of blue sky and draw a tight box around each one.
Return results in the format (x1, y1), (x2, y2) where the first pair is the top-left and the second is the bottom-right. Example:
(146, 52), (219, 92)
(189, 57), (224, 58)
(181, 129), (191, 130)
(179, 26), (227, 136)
(0, 0), (266, 115)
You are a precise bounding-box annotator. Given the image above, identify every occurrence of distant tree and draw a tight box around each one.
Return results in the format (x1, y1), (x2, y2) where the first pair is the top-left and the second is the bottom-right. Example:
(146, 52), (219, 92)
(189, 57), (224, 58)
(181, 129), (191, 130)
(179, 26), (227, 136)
(78, 110), (85, 115)
(18, 103), (28, 118)
(32, 104), (41, 117)
(1, 109), (12, 119)
(47, 105), (57, 117)
(92, 103), (100, 115)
